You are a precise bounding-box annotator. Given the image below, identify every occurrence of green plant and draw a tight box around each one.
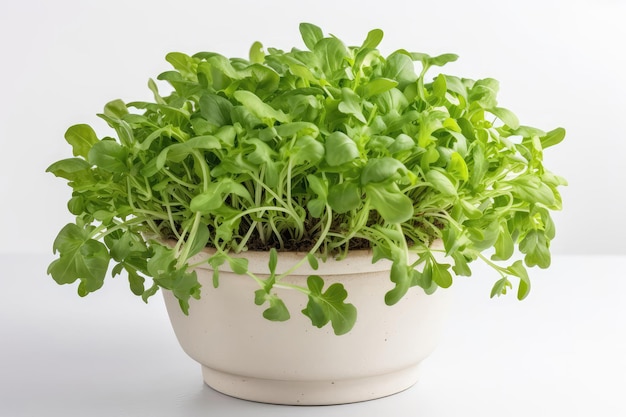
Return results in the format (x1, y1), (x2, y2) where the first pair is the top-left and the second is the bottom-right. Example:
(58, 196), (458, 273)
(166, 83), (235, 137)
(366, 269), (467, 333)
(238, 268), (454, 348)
(47, 23), (566, 335)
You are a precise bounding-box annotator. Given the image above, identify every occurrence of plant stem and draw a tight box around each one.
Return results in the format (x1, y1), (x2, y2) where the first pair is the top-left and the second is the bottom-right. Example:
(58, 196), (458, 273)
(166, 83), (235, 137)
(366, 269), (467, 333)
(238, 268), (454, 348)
(276, 204), (333, 280)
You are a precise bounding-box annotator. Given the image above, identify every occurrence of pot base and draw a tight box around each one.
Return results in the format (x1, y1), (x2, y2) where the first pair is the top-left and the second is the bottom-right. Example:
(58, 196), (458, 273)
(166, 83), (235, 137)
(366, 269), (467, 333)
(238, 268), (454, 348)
(201, 363), (422, 405)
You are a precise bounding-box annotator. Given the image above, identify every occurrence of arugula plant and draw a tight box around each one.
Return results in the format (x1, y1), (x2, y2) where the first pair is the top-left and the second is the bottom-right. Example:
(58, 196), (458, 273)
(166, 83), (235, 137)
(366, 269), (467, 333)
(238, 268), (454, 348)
(47, 23), (566, 335)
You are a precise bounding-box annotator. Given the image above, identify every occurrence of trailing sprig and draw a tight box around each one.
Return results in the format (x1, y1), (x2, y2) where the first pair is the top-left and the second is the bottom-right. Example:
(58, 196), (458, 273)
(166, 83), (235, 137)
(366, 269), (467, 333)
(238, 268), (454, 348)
(47, 23), (566, 334)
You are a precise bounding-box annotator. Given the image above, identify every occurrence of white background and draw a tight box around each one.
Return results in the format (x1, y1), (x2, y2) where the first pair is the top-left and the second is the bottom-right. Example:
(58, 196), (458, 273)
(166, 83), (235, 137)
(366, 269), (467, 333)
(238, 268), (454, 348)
(1, 2), (625, 416)
(0, 0), (625, 255)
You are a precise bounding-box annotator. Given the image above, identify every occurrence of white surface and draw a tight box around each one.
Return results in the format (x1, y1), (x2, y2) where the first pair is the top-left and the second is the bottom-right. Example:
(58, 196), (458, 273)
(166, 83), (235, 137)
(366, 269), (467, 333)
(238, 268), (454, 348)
(1, 0), (626, 255)
(1, 253), (624, 416)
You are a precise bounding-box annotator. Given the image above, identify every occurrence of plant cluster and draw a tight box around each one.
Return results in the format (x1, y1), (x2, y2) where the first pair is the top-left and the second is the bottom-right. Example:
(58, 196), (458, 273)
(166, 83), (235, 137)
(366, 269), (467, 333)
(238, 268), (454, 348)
(47, 23), (566, 334)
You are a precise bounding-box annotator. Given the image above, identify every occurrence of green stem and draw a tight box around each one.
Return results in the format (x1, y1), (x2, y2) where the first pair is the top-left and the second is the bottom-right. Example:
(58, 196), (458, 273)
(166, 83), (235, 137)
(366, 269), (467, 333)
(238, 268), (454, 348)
(192, 151), (210, 193)
(327, 201), (370, 250)
(396, 223), (410, 262)
(276, 204), (333, 280)
(274, 282), (310, 294)
(231, 206), (293, 222)
(132, 209), (171, 221)
(235, 220), (258, 253)
(160, 191), (181, 240)
(162, 168), (197, 189)
(176, 211), (203, 269)
(91, 217), (146, 241)
(477, 252), (508, 278)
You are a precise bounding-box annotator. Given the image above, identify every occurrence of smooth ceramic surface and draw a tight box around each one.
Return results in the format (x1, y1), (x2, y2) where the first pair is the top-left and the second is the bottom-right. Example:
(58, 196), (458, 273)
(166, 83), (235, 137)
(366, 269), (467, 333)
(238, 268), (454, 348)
(162, 247), (452, 405)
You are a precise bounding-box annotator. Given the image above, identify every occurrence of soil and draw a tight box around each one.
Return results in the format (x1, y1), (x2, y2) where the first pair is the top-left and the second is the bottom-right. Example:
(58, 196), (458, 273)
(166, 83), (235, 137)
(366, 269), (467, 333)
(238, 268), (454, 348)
(159, 222), (373, 253)
(245, 233), (372, 252)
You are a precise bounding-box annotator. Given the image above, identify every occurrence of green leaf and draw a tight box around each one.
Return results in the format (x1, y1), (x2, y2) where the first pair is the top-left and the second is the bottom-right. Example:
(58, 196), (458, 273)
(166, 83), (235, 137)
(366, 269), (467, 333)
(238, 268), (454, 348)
(103, 99), (128, 119)
(360, 158), (410, 185)
(324, 131), (359, 166)
(275, 122), (320, 138)
(451, 251), (472, 276)
(469, 78), (499, 109)
(306, 253), (319, 270)
(299, 23), (324, 50)
(383, 52), (418, 88)
(338, 88), (367, 123)
(328, 182), (361, 213)
(385, 261), (411, 305)
(65, 124), (98, 158)
(187, 222), (211, 258)
(365, 182), (413, 223)
(156, 135), (221, 168)
(146, 244), (176, 277)
(490, 277), (512, 297)
(228, 257), (249, 274)
(128, 269), (146, 296)
(412, 267), (436, 293)
(301, 275), (357, 335)
(46, 158), (91, 180)
(540, 127), (566, 148)
(190, 179), (253, 212)
(47, 223), (110, 295)
(208, 254), (227, 288)
(249, 41), (265, 64)
(412, 52), (458, 67)
(313, 37), (351, 78)
(306, 174), (328, 200)
(147, 246), (201, 309)
(155, 268), (201, 315)
(308, 199), (326, 218)
(431, 74), (447, 99)
(448, 152), (469, 181)
(105, 230), (142, 262)
(290, 135), (325, 165)
(388, 134), (414, 153)
(268, 248), (278, 275)
(262, 295), (291, 321)
(512, 125), (546, 138)
(233, 90), (290, 123)
(243, 64), (280, 94)
(492, 222), (514, 261)
(507, 175), (555, 207)
(507, 260), (531, 300)
(430, 260), (453, 288)
(199, 93), (233, 127)
(417, 110), (448, 148)
(429, 53), (459, 67)
(306, 174), (328, 218)
(361, 78), (398, 98)
(246, 138), (276, 166)
(361, 28), (384, 49)
(469, 143), (487, 189)
(67, 196), (84, 215)
(520, 230), (551, 268)
(141, 284), (160, 303)
(426, 169), (457, 196)
(87, 140), (128, 173)
(489, 107), (520, 129)
(165, 52), (196, 78)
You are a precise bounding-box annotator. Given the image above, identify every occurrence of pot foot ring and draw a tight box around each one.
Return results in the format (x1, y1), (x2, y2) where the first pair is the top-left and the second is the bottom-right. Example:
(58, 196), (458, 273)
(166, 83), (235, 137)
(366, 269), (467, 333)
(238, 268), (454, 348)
(201, 364), (422, 405)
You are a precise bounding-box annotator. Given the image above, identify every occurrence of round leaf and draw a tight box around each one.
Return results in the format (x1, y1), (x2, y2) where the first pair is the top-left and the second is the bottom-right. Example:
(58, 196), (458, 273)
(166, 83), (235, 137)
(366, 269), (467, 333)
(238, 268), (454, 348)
(324, 132), (359, 166)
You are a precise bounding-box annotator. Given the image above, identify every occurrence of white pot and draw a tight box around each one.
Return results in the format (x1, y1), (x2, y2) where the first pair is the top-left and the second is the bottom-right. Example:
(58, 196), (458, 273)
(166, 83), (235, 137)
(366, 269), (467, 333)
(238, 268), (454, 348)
(162, 244), (451, 405)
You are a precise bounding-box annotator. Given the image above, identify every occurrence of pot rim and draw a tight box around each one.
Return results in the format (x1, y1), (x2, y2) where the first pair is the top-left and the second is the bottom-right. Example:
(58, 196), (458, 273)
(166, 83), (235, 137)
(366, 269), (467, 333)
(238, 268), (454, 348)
(152, 236), (444, 276)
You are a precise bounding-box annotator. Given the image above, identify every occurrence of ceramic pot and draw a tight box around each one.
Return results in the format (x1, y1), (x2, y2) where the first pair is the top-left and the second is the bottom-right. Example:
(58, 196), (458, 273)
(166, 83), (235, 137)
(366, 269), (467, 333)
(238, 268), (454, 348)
(162, 244), (451, 405)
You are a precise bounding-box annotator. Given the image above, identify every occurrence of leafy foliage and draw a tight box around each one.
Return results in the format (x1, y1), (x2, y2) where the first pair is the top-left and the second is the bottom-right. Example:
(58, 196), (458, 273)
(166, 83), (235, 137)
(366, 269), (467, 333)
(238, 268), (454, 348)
(47, 23), (566, 335)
